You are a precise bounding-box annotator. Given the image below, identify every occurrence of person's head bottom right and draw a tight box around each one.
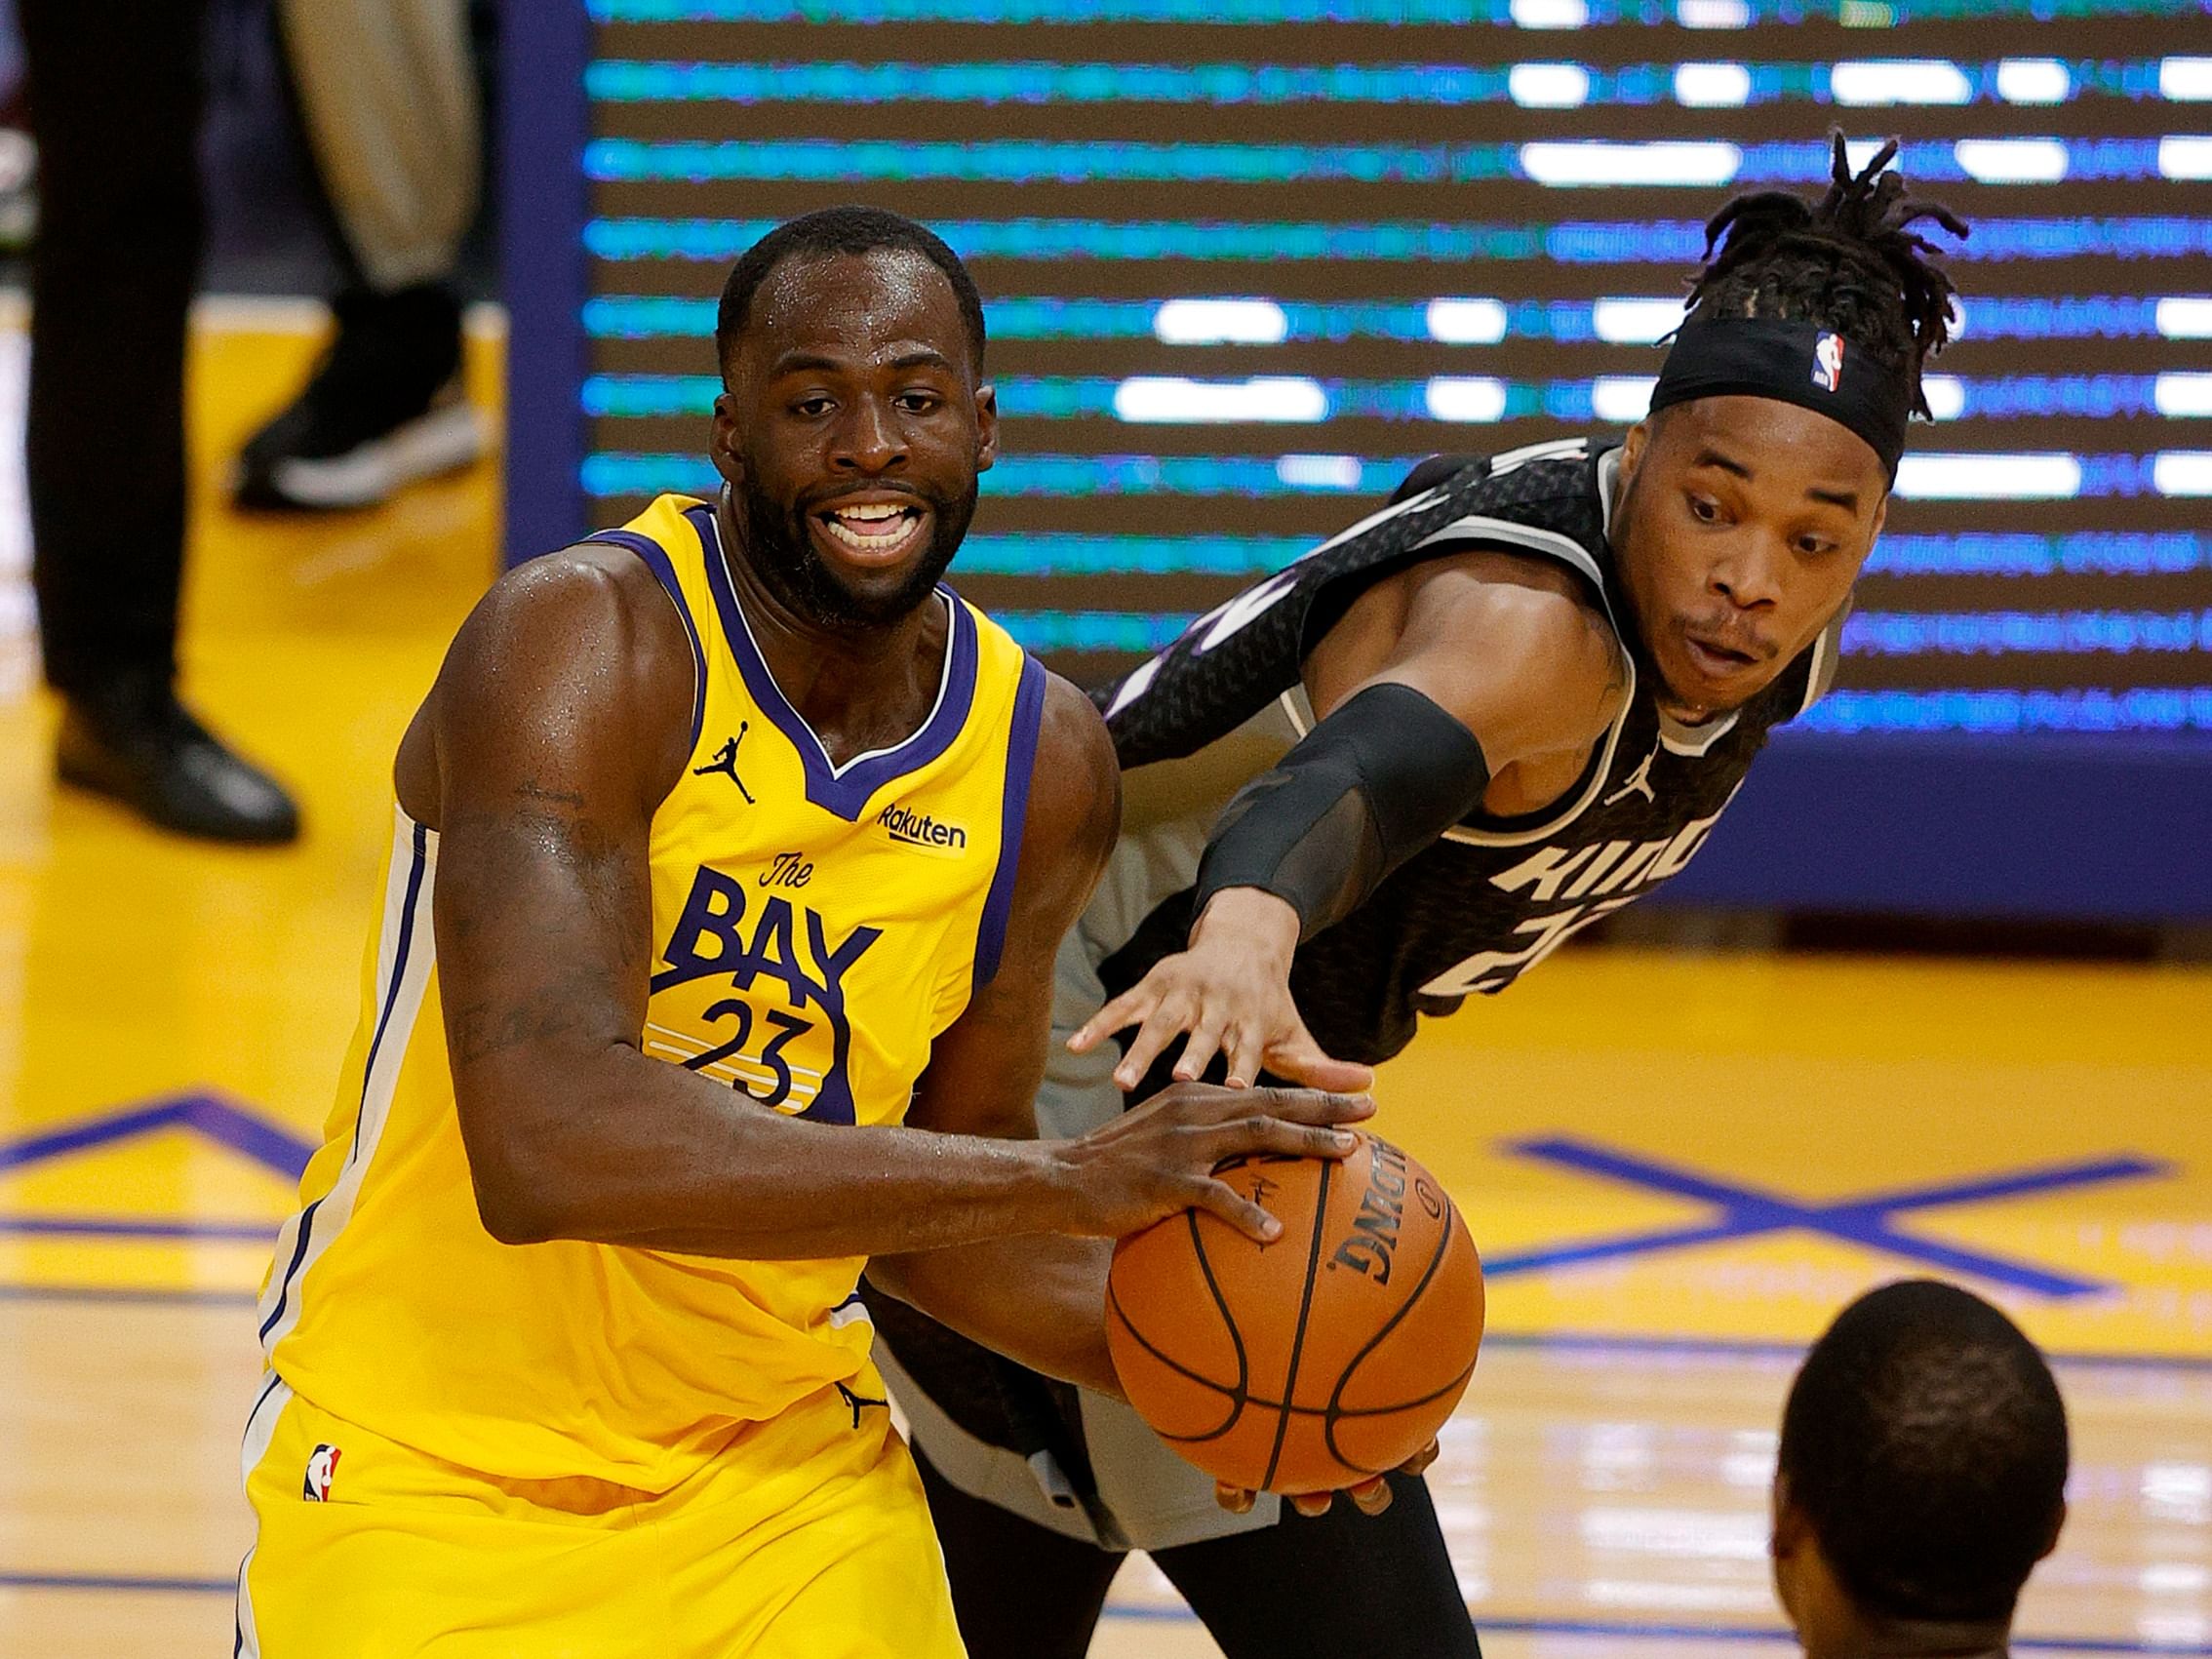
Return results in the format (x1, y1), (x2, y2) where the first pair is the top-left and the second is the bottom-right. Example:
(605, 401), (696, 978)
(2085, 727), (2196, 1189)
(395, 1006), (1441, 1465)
(1772, 1279), (2070, 1651)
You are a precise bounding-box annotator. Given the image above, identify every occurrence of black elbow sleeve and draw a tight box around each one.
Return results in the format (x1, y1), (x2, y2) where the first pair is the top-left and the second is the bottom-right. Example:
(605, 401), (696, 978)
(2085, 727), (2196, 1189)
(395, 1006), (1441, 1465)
(1192, 683), (1490, 940)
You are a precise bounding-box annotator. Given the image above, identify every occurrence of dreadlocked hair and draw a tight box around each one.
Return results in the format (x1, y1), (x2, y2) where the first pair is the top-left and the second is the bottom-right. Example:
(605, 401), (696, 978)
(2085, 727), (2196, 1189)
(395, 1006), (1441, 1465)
(1684, 132), (1968, 419)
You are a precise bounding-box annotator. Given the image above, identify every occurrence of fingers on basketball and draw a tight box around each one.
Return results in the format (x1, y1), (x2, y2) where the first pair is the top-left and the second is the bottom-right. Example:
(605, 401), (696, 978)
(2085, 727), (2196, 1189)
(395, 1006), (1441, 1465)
(1106, 1131), (1484, 1497)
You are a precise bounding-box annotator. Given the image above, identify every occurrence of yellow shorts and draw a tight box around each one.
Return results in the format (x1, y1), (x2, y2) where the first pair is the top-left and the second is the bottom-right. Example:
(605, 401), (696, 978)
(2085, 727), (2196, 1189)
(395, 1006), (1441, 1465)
(236, 1366), (966, 1659)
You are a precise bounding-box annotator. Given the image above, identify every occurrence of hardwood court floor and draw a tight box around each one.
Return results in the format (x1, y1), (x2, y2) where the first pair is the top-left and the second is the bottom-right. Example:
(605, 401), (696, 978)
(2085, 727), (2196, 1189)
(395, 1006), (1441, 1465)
(1, 315), (2208, 1658)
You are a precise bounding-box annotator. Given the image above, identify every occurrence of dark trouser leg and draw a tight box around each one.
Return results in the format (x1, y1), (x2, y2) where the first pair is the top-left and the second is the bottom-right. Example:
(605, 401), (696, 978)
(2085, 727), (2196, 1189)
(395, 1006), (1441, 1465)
(18, 0), (204, 698)
(1152, 1472), (1482, 1659)
(912, 1445), (1126, 1659)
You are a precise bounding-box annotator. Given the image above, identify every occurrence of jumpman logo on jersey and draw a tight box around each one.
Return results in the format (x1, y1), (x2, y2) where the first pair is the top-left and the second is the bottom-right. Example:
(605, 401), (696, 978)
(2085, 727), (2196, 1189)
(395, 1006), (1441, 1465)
(1603, 747), (1658, 807)
(834, 1379), (889, 1429)
(693, 722), (756, 804)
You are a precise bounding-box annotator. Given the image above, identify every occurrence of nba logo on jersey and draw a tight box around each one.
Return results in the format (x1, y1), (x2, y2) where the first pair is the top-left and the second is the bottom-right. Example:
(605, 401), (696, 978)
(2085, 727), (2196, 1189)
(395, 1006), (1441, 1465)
(1811, 332), (1845, 392)
(302, 1443), (342, 1502)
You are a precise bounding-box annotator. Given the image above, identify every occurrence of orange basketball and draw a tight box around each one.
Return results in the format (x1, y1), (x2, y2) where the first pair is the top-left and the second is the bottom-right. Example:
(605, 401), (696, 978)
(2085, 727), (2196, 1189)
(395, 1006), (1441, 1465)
(1105, 1131), (1484, 1495)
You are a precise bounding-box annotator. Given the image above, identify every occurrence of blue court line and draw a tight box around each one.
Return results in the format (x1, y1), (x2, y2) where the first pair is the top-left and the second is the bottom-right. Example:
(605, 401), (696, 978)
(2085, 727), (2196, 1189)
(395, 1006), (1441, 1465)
(1488, 1137), (2172, 1298)
(582, 370), (2212, 425)
(0, 1283), (259, 1307)
(5, 1279), (2205, 1375)
(6, 1572), (2203, 1652)
(0, 1214), (280, 1242)
(581, 450), (2204, 502)
(585, 215), (2210, 266)
(0, 1571), (236, 1595)
(1843, 609), (2212, 658)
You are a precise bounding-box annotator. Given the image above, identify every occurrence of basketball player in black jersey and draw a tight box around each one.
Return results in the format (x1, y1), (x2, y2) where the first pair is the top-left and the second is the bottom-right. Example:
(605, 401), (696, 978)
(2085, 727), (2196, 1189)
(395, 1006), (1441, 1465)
(1773, 1281), (2068, 1659)
(869, 135), (1970, 1659)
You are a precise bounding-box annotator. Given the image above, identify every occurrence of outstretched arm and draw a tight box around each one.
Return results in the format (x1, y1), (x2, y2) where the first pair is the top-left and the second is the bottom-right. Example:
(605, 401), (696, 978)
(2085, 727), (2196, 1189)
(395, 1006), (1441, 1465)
(408, 551), (1370, 1261)
(1072, 541), (1626, 1091)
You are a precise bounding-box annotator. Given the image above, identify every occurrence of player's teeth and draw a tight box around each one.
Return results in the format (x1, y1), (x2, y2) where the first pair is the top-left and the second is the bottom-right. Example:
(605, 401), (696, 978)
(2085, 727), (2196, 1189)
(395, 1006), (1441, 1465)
(823, 513), (918, 551)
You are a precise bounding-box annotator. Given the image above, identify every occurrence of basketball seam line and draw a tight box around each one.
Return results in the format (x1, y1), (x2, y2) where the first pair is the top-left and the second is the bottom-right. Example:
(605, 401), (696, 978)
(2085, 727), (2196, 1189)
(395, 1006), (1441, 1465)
(1149, 1363), (1480, 1439)
(1185, 1205), (1252, 1414)
(1258, 1152), (1335, 1491)
(1326, 1176), (1450, 1424)
(1324, 1182), (1469, 1474)
(1106, 1237), (1260, 1442)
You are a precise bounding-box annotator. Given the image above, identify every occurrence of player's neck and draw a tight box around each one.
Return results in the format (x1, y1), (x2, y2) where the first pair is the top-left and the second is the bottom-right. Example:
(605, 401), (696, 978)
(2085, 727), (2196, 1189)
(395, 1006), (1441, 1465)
(714, 495), (951, 766)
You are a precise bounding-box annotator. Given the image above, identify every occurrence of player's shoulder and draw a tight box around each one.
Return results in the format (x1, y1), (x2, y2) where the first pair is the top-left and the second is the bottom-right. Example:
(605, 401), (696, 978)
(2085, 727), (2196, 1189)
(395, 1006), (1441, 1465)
(454, 542), (691, 683)
(1389, 440), (1618, 629)
(398, 541), (699, 822)
(429, 542), (695, 761)
(1389, 436), (1605, 509)
(1035, 664), (1113, 763)
(1397, 545), (1623, 688)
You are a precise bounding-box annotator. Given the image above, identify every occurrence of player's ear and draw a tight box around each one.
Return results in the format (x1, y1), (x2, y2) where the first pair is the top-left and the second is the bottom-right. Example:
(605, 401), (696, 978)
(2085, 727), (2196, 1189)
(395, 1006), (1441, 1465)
(1769, 1472), (1806, 1559)
(973, 382), (999, 473)
(1619, 418), (1652, 486)
(2038, 1500), (2068, 1561)
(710, 390), (746, 490)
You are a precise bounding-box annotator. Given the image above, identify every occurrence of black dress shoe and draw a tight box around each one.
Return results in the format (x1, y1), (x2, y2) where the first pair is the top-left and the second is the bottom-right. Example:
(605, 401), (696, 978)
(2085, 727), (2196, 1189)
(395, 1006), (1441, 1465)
(56, 686), (301, 845)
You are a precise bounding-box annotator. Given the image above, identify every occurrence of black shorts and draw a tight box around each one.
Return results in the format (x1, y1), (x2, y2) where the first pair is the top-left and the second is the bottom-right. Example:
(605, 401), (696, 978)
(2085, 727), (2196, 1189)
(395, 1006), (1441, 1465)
(912, 1443), (1483, 1659)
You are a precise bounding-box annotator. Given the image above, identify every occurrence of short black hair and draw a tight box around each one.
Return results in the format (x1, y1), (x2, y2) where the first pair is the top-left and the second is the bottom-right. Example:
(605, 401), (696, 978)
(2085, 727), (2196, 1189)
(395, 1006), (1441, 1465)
(1684, 132), (1967, 419)
(714, 206), (987, 377)
(1780, 1279), (2069, 1624)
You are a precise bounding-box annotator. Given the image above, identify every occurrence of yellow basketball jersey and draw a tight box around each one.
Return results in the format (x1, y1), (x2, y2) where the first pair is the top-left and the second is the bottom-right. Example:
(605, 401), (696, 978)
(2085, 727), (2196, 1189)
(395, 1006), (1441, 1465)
(259, 494), (1047, 1489)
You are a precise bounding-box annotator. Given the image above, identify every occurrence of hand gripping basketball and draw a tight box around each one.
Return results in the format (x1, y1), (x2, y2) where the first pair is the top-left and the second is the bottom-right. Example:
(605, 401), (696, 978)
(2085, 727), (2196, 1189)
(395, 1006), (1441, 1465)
(1105, 1131), (1484, 1499)
(1056, 1081), (1376, 1244)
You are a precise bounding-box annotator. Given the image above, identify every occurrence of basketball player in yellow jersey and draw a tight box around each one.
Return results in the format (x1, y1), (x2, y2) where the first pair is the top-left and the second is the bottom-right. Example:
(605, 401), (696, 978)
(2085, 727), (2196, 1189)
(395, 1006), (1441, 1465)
(235, 207), (1372, 1658)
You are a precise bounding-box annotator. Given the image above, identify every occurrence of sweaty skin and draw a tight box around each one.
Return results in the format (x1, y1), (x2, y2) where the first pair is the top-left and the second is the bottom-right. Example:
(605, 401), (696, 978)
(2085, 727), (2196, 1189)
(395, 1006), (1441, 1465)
(1069, 395), (1889, 1095)
(388, 247), (1373, 1401)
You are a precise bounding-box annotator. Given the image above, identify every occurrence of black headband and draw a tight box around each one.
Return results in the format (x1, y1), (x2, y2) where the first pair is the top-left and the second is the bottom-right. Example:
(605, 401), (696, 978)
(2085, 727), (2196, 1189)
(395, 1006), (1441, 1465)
(1648, 316), (1913, 481)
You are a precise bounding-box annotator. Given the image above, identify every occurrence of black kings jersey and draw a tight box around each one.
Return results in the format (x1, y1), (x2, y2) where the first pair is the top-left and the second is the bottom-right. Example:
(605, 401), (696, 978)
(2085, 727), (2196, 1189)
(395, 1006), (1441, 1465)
(1090, 437), (1840, 1067)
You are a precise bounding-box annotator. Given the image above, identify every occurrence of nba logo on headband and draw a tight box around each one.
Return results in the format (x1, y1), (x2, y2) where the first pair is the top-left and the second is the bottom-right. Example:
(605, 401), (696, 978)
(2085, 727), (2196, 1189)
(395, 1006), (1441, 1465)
(1651, 316), (1909, 480)
(1811, 333), (1845, 393)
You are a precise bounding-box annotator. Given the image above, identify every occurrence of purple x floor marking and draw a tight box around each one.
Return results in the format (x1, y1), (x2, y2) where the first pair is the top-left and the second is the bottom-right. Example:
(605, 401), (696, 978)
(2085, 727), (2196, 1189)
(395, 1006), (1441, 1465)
(1485, 1135), (2173, 1299)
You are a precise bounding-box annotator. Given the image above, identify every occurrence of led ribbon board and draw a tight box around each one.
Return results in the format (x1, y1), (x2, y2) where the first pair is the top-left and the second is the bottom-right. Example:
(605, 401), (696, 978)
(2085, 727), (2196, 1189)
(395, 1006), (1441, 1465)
(516, 0), (2212, 914)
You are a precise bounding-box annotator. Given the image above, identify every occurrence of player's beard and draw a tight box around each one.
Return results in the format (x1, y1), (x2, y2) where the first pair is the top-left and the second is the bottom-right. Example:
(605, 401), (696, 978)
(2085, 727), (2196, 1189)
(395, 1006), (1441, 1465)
(731, 468), (975, 631)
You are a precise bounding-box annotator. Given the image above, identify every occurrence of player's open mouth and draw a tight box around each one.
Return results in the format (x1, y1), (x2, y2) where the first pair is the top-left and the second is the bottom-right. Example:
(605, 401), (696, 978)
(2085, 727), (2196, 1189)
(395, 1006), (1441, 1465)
(814, 500), (928, 563)
(1682, 634), (1758, 678)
